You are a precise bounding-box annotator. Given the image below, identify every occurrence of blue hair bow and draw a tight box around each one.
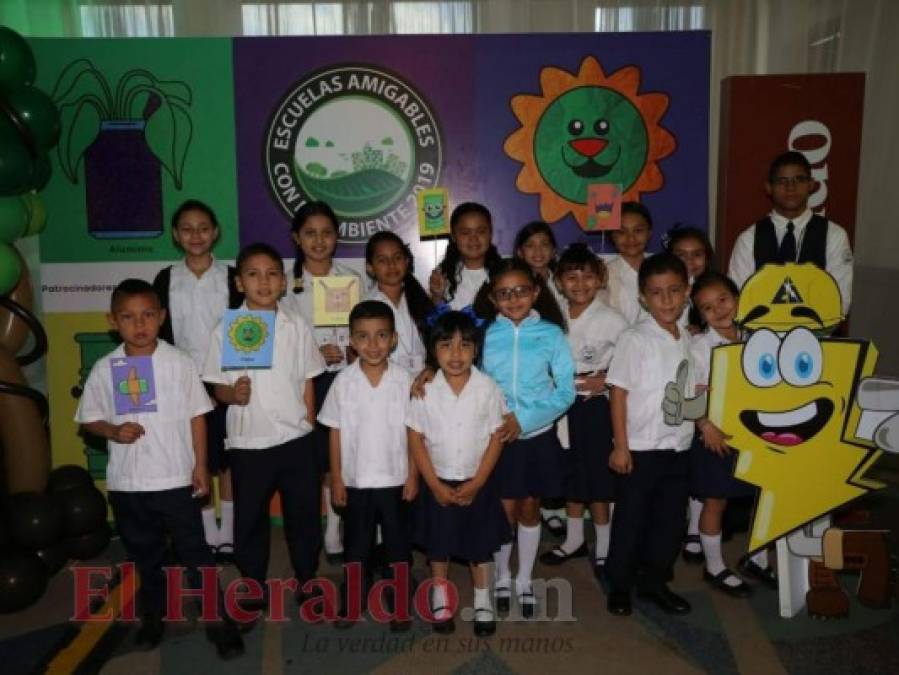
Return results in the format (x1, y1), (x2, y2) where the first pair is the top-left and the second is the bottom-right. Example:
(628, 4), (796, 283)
(425, 303), (486, 328)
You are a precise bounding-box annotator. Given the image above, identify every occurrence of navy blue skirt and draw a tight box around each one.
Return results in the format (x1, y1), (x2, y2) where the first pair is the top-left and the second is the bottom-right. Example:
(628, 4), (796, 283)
(204, 384), (229, 474)
(313, 370), (338, 475)
(689, 433), (754, 499)
(565, 395), (616, 503)
(495, 428), (565, 499)
(415, 475), (510, 563)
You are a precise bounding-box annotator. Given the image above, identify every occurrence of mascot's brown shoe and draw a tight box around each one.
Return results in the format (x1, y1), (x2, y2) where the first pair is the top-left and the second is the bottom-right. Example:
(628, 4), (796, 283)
(841, 531), (892, 609)
(807, 560), (849, 619)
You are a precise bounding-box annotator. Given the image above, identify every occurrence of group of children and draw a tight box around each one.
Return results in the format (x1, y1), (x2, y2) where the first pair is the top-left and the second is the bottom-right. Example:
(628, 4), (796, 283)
(76, 178), (789, 656)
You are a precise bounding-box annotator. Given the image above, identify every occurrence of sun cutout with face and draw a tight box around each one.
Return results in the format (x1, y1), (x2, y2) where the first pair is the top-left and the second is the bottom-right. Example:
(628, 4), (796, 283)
(504, 56), (676, 227)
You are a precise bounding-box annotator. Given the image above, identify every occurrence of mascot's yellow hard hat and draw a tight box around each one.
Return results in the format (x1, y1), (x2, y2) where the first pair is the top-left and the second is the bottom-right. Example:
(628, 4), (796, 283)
(736, 263), (843, 333)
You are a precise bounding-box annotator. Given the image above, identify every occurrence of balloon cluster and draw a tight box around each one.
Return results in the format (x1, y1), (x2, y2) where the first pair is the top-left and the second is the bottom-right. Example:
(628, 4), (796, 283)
(0, 465), (111, 613)
(0, 26), (58, 295)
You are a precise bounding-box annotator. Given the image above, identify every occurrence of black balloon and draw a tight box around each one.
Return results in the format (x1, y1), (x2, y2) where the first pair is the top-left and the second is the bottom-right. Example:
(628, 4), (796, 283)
(0, 549), (48, 613)
(57, 486), (107, 537)
(7, 492), (63, 550)
(46, 465), (94, 494)
(65, 523), (111, 561)
(35, 540), (69, 576)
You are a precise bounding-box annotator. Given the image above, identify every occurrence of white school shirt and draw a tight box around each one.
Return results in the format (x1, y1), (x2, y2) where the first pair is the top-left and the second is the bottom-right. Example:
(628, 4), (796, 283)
(367, 287), (427, 373)
(202, 303), (326, 449)
(280, 262), (362, 372)
(448, 265), (489, 310)
(567, 298), (629, 375)
(605, 255), (647, 325)
(690, 327), (737, 387)
(728, 209), (853, 314)
(318, 361), (412, 489)
(168, 258), (230, 370)
(606, 317), (695, 451)
(406, 367), (506, 481)
(75, 341), (213, 492)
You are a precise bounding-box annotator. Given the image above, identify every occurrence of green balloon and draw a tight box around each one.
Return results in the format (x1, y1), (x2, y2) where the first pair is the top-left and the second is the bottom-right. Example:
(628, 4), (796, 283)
(0, 115), (34, 196)
(0, 195), (28, 243)
(0, 27), (35, 94)
(5, 87), (61, 150)
(22, 192), (47, 237)
(0, 242), (22, 295)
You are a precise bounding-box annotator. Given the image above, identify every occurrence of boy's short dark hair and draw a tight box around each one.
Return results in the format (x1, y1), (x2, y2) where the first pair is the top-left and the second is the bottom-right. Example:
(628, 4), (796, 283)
(426, 310), (483, 369)
(621, 201), (653, 229)
(768, 151), (812, 182)
(557, 242), (605, 277)
(349, 300), (395, 332)
(235, 242), (284, 273)
(638, 253), (688, 293)
(111, 278), (160, 313)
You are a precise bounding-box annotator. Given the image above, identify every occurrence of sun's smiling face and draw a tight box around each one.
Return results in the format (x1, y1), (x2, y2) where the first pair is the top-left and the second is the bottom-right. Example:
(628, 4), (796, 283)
(505, 56), (676, 227)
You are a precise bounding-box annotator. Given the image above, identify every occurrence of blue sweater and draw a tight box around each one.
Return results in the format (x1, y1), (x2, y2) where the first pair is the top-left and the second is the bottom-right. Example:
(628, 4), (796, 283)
(482, 312), (576, 437)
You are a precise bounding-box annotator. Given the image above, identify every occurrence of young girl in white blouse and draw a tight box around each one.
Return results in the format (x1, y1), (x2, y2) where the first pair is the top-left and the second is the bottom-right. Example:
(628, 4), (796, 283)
(365, 231), (434, 375)
(152, 199), (240, 555)
(539, 244), (628, 577)
(429, 203), (502, 310)
(280, 201), (362, 563)
(408, 309), (507, 637)
(605, 202), (652, 325)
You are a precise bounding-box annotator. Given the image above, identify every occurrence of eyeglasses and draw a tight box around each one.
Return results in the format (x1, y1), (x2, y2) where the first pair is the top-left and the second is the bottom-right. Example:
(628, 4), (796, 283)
(771, 176), (811, 187)
(493, 285), (534, 302)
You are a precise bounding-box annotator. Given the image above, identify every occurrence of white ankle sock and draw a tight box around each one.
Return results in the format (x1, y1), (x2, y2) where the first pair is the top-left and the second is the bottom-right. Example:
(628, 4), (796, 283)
(751, 548), (769, 569)
(218, 500), (234, 546)
(431, 582), (451, 620)
(700, 532), (741, 587)
(515, 523), (541, 592)
(561, 516), (584, 554)
(593, 522), (611, 560)
(323, 486), (342, 553)
(541, 507), (565, 521)
(685, 499), (703, 552)
(201, 506), (218, 547)
(494, 542), (512, 586)
(473, 586), (492, 613)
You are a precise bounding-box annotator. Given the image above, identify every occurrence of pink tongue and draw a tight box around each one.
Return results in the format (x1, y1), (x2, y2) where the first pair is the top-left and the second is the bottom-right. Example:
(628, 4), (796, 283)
(761, 431), (804, 446)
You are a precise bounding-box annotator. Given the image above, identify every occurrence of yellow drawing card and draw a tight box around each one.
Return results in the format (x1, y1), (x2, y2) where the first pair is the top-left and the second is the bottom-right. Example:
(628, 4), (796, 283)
(417, 188), (450, 238)
(312, 276), (360, 326)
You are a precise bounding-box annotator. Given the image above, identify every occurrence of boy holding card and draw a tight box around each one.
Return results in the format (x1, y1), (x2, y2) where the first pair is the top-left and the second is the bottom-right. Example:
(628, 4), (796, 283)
(75, 279), (243, 659)
(203, 243), (327, 621)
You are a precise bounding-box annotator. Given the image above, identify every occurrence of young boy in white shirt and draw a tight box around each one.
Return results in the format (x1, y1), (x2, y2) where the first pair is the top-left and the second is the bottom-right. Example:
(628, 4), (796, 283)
(605, 253), (695, 617)
(75, 279), (243, 659)
(319, 300), (418, 631)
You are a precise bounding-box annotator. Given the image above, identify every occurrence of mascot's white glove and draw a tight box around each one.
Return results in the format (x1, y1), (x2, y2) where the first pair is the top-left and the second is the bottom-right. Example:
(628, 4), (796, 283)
(858, 377), (899, 453)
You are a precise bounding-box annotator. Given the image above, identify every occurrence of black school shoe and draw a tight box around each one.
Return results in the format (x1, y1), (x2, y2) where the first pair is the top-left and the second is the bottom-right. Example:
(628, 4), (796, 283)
(703, 568), (753, 599)
(606, 591), (632, 616)
(494, 583), (512, 615)
(738, 555), (777, 590)
(206, 620), (245, 660)
(637, 586), (691, 615)
(134, 615), (164, 649)
(541, 514), (566, 539)
(473, 607), (496, 637)
(539, 543), (588, 566)
(682, 535), (705, 564)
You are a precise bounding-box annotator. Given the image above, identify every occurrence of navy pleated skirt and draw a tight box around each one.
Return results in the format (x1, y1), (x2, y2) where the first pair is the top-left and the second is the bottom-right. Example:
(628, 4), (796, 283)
(495, 428), (565, 499)
(565, 395), (616, 503)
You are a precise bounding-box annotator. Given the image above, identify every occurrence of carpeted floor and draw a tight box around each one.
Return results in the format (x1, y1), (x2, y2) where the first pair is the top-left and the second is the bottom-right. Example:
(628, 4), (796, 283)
(2, 485), (898, 675)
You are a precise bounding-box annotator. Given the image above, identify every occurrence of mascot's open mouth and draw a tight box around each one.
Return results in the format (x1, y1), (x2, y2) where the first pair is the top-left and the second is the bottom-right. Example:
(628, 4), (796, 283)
(740, 399), (834, 449)
(562, 145), (621, 178)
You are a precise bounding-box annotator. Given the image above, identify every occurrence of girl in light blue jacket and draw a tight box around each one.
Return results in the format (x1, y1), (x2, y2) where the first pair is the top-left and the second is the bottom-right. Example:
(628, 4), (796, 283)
(474, 258), (576, 619)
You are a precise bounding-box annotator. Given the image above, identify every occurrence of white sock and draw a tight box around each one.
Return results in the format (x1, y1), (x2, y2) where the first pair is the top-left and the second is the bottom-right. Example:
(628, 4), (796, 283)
(201, 506), (219, 547)
(323, 486), (342, 553)
(594, 522), (611, 560)
(541, 507), (565, 521)
(431, 581), (450, 620)
(751, 548), (769, 569)
(701, 532), (741, 587)
(218, 500), (234, 546)
(494, 542), (512, 586)
(561, 516), (584, 554)
(685, 499), (702, 552)
(473, 586), (492, 613)
(376, 524), (383, 545)
(515, 523), (541, 593)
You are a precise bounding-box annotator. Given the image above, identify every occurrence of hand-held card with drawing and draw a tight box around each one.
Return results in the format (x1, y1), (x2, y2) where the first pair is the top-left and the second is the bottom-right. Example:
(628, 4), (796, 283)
(222, 309), (276, 369)
(313, 276), (360, 326)
(584, 183), (622, 231)
(417, 188), (450, 238)
(111, 356), (157, 415)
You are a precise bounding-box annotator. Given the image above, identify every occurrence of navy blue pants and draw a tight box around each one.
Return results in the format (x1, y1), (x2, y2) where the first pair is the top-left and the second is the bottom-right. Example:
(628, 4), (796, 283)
(606, 451), (689, 594)
(109, 486), (221, 619)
